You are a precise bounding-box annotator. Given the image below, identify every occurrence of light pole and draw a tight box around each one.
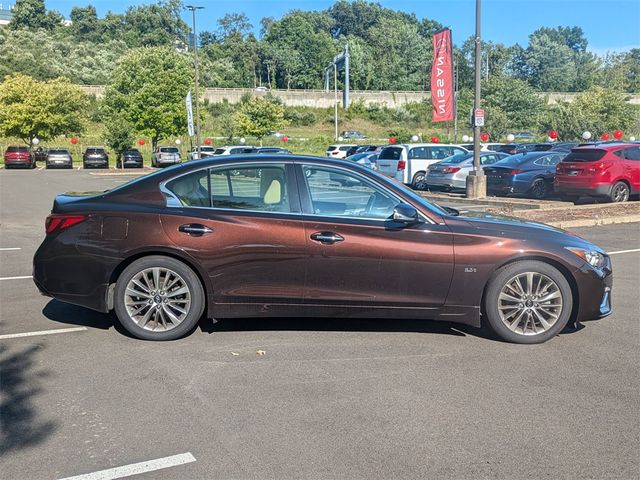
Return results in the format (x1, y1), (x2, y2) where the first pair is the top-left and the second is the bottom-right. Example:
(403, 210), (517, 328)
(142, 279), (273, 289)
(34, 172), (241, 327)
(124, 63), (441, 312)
(466, 0), (486, 199)
(186, 5), (204, 158)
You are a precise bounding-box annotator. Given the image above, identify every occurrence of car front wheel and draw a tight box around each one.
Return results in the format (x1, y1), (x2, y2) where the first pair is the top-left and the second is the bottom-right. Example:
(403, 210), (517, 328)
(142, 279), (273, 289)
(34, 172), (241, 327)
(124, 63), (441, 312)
(484, 260), (573, 344)
(114, 256), (205, 341)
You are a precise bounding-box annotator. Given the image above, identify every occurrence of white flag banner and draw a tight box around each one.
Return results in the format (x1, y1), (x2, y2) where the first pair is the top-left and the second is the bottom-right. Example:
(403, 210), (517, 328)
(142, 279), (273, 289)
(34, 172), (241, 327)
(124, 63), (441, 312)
(186, 91), (195, 137)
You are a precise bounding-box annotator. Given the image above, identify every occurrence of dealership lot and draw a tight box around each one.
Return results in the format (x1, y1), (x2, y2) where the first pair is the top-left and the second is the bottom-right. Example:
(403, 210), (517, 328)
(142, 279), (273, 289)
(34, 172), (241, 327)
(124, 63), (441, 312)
(1, 168), (639, 479)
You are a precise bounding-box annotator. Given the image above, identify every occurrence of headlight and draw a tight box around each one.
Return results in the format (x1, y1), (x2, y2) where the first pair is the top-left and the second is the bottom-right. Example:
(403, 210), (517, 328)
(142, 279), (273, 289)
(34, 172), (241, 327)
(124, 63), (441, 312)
(565, 247), (606, 268)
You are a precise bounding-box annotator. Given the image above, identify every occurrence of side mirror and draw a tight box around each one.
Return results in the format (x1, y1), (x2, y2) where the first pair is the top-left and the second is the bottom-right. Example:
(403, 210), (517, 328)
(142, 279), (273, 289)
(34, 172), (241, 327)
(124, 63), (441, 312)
(392, 203), (420, 225)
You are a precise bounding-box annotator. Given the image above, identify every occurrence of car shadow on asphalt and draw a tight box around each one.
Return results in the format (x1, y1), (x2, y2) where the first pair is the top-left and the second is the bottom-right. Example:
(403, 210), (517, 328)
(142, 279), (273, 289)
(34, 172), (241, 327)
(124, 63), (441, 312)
(41, 299), (585, 342)
(41, 300), (135, 339)
(0, 343), (56, 455)
(199, 316), (497, 341)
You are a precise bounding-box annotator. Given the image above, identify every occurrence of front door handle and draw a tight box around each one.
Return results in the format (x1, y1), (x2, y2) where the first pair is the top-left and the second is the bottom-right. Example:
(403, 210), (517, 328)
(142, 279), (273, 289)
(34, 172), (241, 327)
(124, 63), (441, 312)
(178, 224), (213, 236)
(310, 231), (344, 244)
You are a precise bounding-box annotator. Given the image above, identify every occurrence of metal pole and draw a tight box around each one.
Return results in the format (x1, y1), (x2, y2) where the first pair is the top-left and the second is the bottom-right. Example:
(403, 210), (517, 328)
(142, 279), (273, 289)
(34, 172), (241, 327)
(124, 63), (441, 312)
(473, 0), (483, 178)
(453, 52), (459, 143)
(187, 6), (203, 158)
(343, 45), (350, 109)
(334, 63), (338, 141)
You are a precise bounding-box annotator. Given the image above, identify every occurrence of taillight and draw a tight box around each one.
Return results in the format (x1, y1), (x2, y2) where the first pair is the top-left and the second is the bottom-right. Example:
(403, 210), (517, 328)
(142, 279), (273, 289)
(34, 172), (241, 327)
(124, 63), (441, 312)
(45, 214), (87, 234)
(442, 166), (461, 174)
(510, 169), (522, 175)
(588, 162), (608, 174)
(397, 160), (406, 171)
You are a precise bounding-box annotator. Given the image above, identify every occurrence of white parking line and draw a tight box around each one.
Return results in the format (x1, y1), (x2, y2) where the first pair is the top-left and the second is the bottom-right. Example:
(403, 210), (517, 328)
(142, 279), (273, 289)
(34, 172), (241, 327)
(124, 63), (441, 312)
(608, 248), (640, 255)
(77, 166), (82, 170)
(0, 327), (88, 340)
(0, 275), (32, 281)
(58, 452), (197, 480)
(0, 247), (21, 251)
(37, 165), (45, 170)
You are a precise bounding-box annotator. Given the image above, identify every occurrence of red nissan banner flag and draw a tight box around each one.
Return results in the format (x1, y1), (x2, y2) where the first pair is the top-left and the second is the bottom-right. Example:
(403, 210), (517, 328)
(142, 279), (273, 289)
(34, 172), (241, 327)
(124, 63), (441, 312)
(431, 28), (454, 123)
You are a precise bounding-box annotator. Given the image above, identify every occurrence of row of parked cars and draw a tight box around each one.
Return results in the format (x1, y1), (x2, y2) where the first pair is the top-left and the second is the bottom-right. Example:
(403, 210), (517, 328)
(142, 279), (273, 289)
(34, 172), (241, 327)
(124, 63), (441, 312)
(337, 141), (640, 203)
(3, 145), (292, 170)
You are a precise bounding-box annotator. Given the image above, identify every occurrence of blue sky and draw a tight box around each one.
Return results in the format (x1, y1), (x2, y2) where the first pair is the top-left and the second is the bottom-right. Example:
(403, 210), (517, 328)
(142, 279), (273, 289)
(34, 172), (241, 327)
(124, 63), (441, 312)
(34, 0), (640, 53)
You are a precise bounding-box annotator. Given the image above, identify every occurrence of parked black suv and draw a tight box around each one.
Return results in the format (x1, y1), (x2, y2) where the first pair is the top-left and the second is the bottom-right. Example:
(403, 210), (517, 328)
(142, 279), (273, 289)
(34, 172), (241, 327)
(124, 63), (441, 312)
(83, 147), (109, 169)
(116, 149), (144, 168)
(33, 146), (49, 162)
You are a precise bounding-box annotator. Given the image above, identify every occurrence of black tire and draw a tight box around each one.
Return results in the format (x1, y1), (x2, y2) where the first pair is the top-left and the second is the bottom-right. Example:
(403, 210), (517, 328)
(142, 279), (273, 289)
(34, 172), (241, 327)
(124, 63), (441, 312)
(529, 178), (548, 199)
(609, 181), (630, 203)
(411, 171), (427, 190)
(114, 256), (205, 341)
(483, 260), (573, 344)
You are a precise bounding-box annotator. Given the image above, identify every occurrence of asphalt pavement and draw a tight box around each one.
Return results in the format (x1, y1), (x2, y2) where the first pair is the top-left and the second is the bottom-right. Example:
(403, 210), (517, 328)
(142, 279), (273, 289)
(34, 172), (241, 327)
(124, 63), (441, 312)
(0, 167), (639, 479)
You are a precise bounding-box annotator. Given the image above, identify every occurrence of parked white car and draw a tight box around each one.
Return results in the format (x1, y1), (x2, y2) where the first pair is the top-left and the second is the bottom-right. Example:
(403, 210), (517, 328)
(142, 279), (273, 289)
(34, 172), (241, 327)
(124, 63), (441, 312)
(459, 142), (506, 152)
(187, 146), (216, 160)
(212, 146), (257, 156)
(325, 144), (357, 159)
(376, 143), (468, 188)
(151, 147), (181, 168)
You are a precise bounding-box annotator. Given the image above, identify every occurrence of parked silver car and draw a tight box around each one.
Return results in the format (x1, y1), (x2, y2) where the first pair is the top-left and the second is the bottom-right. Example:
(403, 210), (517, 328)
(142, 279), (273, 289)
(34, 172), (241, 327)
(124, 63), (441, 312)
(426, 151), (508, 190)
(151, 147), (182, 168)
(187, 146), (216, 161)
(45, 148), (73, 169)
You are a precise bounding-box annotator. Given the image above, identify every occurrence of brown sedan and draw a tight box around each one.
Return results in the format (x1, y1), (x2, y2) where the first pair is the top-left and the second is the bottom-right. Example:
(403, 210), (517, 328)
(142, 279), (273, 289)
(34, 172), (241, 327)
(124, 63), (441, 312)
(33, 155), (613, 343)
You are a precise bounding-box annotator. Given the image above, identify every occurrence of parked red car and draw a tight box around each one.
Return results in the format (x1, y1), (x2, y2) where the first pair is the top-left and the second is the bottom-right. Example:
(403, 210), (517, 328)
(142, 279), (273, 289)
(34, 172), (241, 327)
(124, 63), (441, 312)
(555, 143), (640, 202)
(4, 146), (35, 169)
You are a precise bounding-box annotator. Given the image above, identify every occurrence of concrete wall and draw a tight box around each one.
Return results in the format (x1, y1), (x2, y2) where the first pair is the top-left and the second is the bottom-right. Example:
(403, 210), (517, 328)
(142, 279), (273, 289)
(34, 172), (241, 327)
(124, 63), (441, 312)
(80, 86), (640, 107)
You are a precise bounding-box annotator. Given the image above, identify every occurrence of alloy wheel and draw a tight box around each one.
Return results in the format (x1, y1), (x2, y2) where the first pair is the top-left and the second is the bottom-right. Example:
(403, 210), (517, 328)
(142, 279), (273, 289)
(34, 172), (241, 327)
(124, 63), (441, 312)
(124, 267), (191, 332)
(497, 272), (563, 336)
(611, 183), (629, 202)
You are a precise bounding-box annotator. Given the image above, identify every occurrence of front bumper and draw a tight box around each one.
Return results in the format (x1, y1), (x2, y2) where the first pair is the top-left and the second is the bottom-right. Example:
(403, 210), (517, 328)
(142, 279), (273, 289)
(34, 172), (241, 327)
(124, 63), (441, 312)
(573, 258), (613, 322)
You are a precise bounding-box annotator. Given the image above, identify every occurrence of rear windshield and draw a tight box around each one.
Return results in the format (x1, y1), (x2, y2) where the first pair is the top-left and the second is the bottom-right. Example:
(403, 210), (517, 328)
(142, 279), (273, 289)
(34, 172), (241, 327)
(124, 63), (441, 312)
(214, 148), (226, 154)
(160, 148), (179, 153)
(326, 146), (338, 151)
(379, 147), (403, 160)
(49, 149), (68, 154)
(442, 153), (472, 164)
(7, 146), (29, 152)
(563, 149), (607, 162)
(339, 146), (352, 151)
(124, 149), (140, 155)
(86, 148), (105, 154)
(492, 153), (533, 166)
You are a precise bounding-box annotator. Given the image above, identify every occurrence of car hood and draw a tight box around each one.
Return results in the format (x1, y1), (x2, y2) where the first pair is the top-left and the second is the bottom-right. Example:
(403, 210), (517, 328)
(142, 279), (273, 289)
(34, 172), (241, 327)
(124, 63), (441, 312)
(455, 211), (569, 235)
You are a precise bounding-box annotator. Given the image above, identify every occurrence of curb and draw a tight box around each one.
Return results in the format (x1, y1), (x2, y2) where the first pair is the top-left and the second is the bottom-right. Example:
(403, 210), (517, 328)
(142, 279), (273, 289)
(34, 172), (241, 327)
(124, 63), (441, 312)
(546, 215), (640, 229)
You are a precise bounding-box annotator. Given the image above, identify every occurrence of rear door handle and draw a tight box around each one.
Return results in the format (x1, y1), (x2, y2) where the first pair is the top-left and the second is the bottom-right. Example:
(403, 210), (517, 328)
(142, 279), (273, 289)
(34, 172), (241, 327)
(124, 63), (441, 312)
(310, 231), (344, 244)
(178, 224), (213, 236)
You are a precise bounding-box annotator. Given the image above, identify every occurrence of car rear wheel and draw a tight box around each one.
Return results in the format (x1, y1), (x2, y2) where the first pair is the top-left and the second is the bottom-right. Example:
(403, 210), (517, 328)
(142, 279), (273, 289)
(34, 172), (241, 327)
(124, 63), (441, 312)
(484, 260), (573, 344)
(114, 256), (205, 341)
(609, 181), (630, 203)
(411, 171), (427, 190)
(529, 178), (548, 199)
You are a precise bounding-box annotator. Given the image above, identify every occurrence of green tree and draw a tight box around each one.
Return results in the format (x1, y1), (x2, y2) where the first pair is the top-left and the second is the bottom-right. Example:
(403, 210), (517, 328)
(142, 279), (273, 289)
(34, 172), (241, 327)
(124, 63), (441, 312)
(0, 74), (88, 143)
(69, 5), (100, 42)
(482, 76), (544, 138)
(233, 96), (287, 143)
(9, 0), (63, 30)
(104, 47), (192, 148)
(104, 116), (136, 156)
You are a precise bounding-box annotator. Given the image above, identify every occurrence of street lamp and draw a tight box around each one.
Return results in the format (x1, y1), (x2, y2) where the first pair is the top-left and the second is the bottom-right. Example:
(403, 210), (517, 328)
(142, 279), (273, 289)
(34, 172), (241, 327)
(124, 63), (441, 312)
(186, 5), (204, 158)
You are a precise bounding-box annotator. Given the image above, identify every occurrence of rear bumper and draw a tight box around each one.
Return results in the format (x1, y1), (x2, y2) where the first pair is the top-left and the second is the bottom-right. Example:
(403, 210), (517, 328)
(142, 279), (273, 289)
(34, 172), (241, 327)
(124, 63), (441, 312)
(33, 235), (121, 313)
(427, 175), (466, 190)
(84, 158), (108, 167)
(4, 159), (32, 166)
(555, 183), (611, 197)
(487, 177), (530, 195)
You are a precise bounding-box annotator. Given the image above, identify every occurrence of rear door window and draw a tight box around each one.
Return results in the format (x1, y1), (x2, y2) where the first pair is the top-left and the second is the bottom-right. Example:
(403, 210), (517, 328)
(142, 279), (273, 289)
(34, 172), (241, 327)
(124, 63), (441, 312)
(409, 147), (429, 159)
(209, 165), (290, 212)
(625, 147), (640, 161)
